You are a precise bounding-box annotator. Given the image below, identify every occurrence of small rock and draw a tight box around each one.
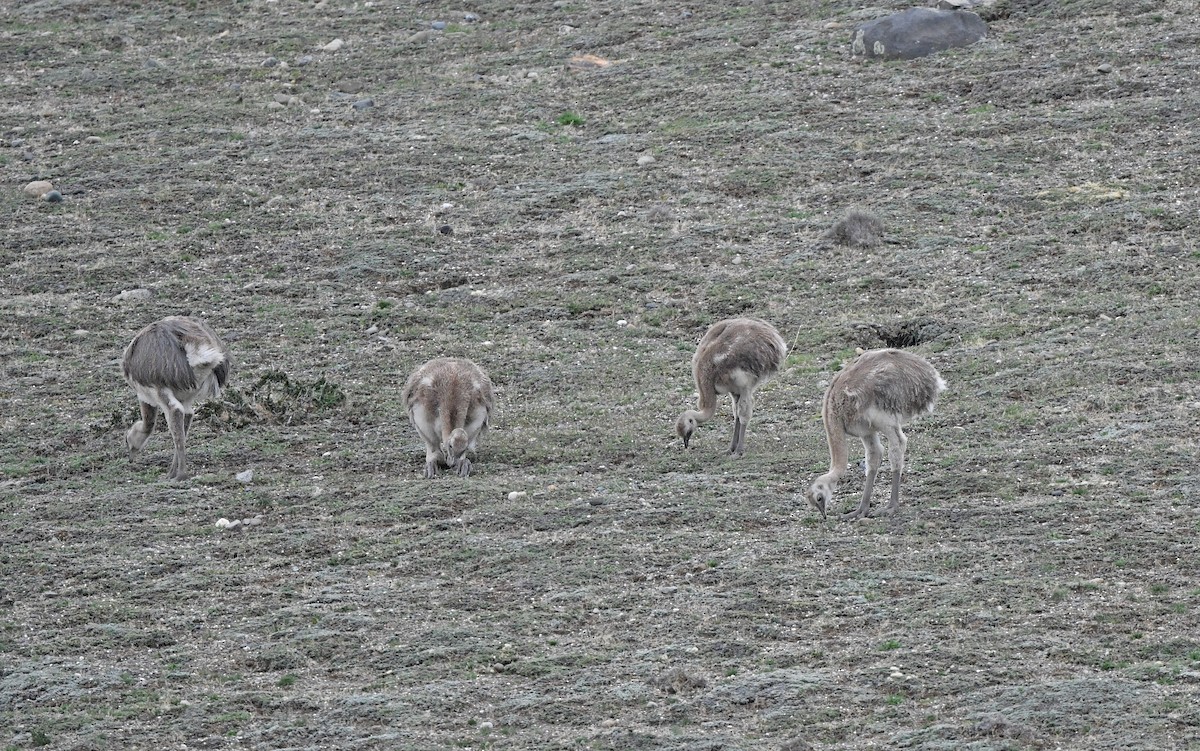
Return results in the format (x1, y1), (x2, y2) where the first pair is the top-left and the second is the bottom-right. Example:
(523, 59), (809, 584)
(463, 12), (479, 22)
(261, 56), (280, 67)
(323, 38), (345, 52)
(235, 469), (254, 484)
(41, 190), (63, 203)
(637, 154), (656, 167)
(1097, 63), (1113, 74)
(588, 497), (605, 506)
(114, 288), (153, 302)
(507, 491), (527, 502)
(431, 20), (448, 30)
(365, 324), (379, 335)
(352, 98), (375, 110)
(438, 224), (453, 235)
(296, 54), (314, 66)
(335, 78), (365, 94)
(85, 135), (102, 144)
(73, 329), (89, 338)
(23, 180), (53, 198)
(241, 516), (263, 526)
(215, 518), (240, 529)
(266, 101), (287, 110)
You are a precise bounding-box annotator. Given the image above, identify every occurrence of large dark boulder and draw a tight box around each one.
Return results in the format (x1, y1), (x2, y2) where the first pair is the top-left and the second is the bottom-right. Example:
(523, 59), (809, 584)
(852, 8), (988, 60)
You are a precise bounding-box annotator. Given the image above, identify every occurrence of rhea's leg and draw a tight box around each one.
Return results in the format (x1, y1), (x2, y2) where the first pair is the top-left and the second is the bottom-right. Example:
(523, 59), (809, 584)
(881, 425), (908, 515)
(126, 402), (158, 455)
(843, 433), (883, 521)
(455, 457), (473, 477)
(165, 407), (189, 481)
(423, 444), (441, 479)
(730, 393), (753, 457)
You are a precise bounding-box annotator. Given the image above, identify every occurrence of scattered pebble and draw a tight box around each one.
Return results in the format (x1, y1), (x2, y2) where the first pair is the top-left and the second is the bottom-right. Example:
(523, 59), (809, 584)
(431, 20), (448, 30)
(41, 190), (63, 203)
(215, 517), (240, 529)
(365, 324), (379, 335)
(588, 497), (605, 506)
(507, 491), (527, 501)
(352, 98), (375, 110)
(23, 180), (54, 198)
(637, 154), (656, 167)
(438, 224), (453, 235)
(616, 319), (628, 327)
(322, 38), (345, 52)
(241, 516), (263, 527)
(236, 469), (254, 484)
(261, 56), (280, 67)
(85, 135), (102, 144)
(114, 288), (153, 302)
(1097, 63), (1113, 74)
(463, 12), (479, 22)
(295, 54), (314, 66)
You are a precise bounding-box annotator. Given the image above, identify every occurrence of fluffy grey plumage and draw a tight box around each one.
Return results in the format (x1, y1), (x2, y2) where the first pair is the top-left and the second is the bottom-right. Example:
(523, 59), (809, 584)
(403, 357), (494, 478)
(677, 317), (787, 457)
(123, 317), (231, 394)
(806, 348), (945, 521)
(123, 316), (232, 481)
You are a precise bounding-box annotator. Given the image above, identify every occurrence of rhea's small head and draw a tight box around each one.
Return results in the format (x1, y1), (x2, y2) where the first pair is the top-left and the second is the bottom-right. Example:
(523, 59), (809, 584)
(805, 480), (833, 520)
(443, 429), (470, 463)
(676, 412), (698, 448)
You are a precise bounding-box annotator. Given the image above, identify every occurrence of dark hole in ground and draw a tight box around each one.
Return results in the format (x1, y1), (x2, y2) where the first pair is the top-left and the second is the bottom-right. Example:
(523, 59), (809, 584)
(847, 317), (955, 349)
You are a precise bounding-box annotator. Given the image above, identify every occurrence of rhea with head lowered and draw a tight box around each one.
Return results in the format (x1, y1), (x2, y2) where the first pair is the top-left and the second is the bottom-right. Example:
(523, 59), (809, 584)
(677, 317), (787, 457)
(805, 348), (945, 521)
(123, 316), (232, 481)
(403, 357), (494, 478)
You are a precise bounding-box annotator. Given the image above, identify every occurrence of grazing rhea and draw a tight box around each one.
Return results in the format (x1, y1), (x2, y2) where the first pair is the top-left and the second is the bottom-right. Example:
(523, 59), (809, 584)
(402, 357), (494, 478)
(676, 317), (787, 457)
(123, 316), (232, 481)
(805, 348), (945, 522)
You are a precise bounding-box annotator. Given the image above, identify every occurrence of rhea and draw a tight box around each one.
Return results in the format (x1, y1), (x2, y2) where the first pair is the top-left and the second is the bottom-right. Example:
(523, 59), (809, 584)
(403, 357), (494, 478)
(676, 317), (787, 457)
(123, 316), (232, 481)
(806, 348), (945, 521)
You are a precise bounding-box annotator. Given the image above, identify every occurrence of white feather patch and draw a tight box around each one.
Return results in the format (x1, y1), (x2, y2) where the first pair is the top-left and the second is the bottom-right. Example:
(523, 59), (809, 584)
(185, 341), (225, 368)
